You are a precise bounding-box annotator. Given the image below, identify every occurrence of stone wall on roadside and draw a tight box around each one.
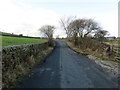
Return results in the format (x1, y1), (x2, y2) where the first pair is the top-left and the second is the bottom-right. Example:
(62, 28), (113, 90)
(2, 42), (51, 88)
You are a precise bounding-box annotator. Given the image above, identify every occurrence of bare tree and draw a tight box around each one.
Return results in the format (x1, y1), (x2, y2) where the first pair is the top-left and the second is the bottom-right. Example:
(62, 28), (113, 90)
(94, 30), (108, 42)
(94, 30), (108, 38)
(83, 19), (101, 37)
(66, 19), (82, 45)
(59, 16), (76, 38)
(67, 18), (101, 45)
(67, 18), (101, 38)
(67, 19), (86, 38)
(39, 25), (55, 46)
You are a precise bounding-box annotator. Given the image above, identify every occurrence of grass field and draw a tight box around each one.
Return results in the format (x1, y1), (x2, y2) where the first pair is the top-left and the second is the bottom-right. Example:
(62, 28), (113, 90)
(109, 40), (120, 44)
(105, 40), (120, 45)
(1, 36), (48, 46)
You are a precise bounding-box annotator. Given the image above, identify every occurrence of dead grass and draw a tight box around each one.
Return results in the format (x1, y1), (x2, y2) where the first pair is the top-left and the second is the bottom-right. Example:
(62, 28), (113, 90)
(104, 42), (120, 46)
(28, 55), (35, 65)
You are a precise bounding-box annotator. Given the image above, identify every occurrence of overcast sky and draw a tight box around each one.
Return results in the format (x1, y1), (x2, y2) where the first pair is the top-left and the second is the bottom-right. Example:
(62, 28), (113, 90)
(0, 0), (119, 37)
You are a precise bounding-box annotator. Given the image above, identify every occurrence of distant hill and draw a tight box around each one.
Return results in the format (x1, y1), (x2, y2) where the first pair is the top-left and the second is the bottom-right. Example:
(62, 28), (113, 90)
(0, 31), (42, 39)
(0, 31), (19, 36)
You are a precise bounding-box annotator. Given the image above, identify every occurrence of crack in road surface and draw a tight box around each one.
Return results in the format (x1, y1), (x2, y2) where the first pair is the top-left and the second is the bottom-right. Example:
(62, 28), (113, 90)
(18, 40), (118, 88)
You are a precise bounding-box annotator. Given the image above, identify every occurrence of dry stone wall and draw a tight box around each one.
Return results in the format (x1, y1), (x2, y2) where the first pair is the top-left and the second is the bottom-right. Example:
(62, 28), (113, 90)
(2, 42), (49, 88)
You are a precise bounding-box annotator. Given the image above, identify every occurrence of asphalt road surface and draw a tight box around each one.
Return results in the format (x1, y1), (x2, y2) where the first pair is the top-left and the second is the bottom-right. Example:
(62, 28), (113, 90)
(18, 40), (118, 88)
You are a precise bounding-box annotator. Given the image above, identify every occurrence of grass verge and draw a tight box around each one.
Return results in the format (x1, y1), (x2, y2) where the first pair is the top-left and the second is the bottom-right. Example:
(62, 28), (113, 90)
(1, 36), (47, 46)
(61, 40), (119, 69)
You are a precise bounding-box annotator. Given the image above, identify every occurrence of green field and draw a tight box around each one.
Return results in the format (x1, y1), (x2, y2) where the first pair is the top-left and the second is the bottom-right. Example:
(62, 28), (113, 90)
(108, 40), (120, 44)
(1, 36), (48, 46)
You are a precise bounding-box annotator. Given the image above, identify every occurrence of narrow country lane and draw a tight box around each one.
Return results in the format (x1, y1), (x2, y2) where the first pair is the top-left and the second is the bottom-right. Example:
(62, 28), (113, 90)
(18, 40), (118, 88)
